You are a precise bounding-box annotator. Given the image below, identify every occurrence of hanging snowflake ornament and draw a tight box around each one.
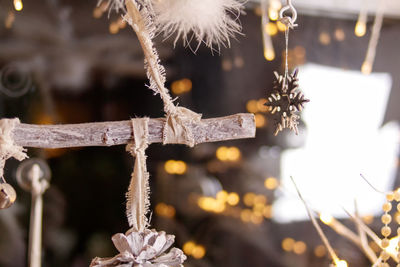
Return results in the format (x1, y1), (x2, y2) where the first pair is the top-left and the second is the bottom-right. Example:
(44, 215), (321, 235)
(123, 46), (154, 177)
(265, 0), (309, 136)
(265, 68), (309, 136)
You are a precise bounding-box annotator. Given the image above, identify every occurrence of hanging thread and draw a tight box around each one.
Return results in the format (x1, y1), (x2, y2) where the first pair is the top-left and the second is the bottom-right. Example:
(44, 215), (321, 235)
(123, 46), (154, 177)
(279, 0), (297, 92)
(283, 28), (289, 92)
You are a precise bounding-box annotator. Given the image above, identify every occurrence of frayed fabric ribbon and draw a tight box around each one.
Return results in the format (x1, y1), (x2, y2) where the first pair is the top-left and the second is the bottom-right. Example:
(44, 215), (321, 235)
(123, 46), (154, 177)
(126, 118), (150, 232)
(0, 118), (28, 179)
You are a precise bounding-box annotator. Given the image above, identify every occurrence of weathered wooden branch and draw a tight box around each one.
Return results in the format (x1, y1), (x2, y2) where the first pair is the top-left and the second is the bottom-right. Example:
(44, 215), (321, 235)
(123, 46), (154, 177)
(12, 113), (255, 149)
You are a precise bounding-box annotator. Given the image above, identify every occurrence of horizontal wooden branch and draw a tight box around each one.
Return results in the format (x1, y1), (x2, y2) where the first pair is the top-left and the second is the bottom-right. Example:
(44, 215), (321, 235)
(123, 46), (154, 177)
(11, 113), (255, 149)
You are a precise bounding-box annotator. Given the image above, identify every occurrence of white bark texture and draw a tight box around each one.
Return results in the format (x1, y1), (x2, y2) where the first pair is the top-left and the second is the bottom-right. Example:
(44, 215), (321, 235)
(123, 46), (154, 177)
(11, 113), (255, 149)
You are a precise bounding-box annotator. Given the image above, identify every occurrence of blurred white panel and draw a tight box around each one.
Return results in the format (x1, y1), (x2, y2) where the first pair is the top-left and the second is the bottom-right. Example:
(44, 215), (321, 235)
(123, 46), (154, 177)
(250, 0), (400, 18)
(295, 0), (400, 18)
(274, 63), (399, 222)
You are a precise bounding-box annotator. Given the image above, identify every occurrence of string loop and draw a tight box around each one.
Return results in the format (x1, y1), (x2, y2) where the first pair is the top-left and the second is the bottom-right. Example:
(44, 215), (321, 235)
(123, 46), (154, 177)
(279, 0), (298, 29)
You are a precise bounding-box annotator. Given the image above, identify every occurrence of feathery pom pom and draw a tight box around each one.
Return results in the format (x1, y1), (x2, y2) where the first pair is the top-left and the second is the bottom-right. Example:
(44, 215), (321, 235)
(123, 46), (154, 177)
(98, 0), (125, 15)
(141, 0), (245, 51)
(101, 0), (245, 51)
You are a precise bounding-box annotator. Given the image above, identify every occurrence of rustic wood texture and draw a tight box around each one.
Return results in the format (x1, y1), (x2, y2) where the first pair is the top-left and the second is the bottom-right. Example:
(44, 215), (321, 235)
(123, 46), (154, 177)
(11, 113), (255, 149)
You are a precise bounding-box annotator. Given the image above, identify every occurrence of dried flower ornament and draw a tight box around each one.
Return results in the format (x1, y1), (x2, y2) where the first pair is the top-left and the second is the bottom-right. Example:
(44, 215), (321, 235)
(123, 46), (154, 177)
(265, 0), (309, 136)
(90, 229), (186, 267)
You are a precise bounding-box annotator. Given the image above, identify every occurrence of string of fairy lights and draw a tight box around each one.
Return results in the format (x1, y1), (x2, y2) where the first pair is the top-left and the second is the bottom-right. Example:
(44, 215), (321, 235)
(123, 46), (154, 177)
(158, 143), (400, 265)
(258, 0), (385, 75)
(3, 0), (22, 29)
(13, 0), (23, 11)
(3, 0), (386, 76)
(158, 157), (400, 265)
(157, 143), (379, 265)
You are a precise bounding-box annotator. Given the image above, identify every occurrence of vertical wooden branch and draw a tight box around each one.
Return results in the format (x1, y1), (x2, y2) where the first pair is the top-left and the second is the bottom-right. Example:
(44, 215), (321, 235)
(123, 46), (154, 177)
(28, 164), (48, 267)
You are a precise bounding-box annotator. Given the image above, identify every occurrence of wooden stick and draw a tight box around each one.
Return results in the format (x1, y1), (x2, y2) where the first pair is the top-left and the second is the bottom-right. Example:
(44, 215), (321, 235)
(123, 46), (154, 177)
(290, 177), (340, 264)
(28, 164), (47, 267)
(11, 113), (255, 149)
(29, 192), (43, 267)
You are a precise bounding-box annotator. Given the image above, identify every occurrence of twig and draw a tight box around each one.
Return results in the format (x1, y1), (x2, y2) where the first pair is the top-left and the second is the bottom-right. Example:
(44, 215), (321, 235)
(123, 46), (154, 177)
(359, 174), (386, 195)
(343, 208), (399, 263)
(290, 176), (340, 264)
(322, 214), (361, 247)
(361, 0), (386, 74)
(354, 200), (378, 263)
(11, 113), (255, 149)
(372, 256), (382, 267)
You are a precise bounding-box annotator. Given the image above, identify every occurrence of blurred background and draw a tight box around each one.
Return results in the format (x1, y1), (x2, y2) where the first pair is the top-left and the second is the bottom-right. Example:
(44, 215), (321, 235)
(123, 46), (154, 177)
(0, 0), (400, 266)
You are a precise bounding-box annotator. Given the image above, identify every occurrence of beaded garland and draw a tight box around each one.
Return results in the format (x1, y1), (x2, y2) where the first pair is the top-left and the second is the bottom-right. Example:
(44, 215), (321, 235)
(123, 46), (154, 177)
(379, 189), (400, 267)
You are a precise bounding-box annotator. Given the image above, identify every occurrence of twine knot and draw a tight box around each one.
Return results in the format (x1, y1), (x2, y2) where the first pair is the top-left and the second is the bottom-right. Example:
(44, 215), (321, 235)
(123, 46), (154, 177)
(279, 0), (298, 29)
(163, 106), (202, 147)
(0, 118), (28, 178)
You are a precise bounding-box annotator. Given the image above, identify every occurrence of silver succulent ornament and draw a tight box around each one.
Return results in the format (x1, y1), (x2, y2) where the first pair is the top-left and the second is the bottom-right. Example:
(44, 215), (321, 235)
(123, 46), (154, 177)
(90, 229), (186, 267)
(265, 68), (309, 136)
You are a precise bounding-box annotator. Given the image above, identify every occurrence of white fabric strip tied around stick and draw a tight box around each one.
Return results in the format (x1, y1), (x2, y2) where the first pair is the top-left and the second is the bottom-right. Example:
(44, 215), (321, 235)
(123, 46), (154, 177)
(90, 118), (186, 267)
(124, 0), (202, 147)
(0, 118), (28, 179)
(163, 107), (201, 147)
(0, 118), (27, 210)
(126, 118), (150, 231)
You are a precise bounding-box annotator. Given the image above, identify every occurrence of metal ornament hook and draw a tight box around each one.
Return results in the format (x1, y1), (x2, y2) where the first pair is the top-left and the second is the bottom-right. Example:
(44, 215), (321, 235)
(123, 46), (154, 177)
(279, 0), (298, 29)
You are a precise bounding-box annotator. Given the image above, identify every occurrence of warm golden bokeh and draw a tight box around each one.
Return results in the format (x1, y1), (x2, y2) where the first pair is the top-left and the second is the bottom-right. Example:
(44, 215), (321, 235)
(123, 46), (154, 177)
(216, 146), (241, 162)
(282, 238), (295, 252)
(171, 78), (192, 95)
(13, 0), (23, 11)
(164, 160), (187, 175)
(264, 177), (279, 190)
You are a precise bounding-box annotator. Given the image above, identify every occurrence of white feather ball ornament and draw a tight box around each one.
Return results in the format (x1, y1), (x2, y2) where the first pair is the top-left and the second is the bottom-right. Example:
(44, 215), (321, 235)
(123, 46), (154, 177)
(141, 0), (244, 50)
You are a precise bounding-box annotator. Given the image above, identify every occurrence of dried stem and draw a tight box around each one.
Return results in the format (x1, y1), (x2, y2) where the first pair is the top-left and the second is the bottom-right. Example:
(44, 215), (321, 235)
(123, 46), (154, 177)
(354, 200), (378, 263)
(323, 215), (361, 245)
(290, 176), (339, 264)
(372, 256), (382, 267)
(360, 174), (386, 195)
(344, 208), (399, 263)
